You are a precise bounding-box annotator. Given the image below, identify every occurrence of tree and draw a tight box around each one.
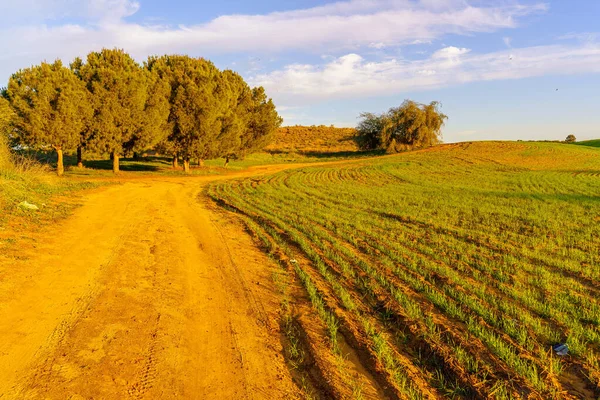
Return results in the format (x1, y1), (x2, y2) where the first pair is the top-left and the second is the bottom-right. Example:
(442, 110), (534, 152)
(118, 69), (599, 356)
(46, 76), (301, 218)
(147, 55), (228, 173)
(356, 112), (385, 150)
(80, 49), (168, 173)
(235, 86), (282, 160)
(0, 96), (14, 169)
(565, 134), (576, 143)
(0, 96), (12, 133)
(5, 60), (92, 175)
(147, 56), (220, 173)
(356, 100), (447, 152)
(208, 70), (252, 165)
(147, 55), (281, 173)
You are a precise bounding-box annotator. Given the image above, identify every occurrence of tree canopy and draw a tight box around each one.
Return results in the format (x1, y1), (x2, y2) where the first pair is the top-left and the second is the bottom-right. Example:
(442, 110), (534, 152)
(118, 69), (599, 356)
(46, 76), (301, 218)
(0, 96), (14, 169)
(0, 96), (12, 134)
(2, 49), (281, 174)
(5, 60), (92, 175)
(240, 86), (283, 158)
(79, 49), (169, 173)
(147, 55), (282, 172)
(356, 100), (447, 152)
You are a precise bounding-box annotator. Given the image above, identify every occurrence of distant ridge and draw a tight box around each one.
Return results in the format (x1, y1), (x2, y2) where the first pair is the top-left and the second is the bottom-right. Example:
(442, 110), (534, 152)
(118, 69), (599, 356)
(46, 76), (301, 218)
(266, 125), (359, 153)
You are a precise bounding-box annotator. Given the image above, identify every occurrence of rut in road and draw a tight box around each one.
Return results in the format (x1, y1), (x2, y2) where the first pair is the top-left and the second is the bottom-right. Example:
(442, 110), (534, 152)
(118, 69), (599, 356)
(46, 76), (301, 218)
(0, 168), (308, 399)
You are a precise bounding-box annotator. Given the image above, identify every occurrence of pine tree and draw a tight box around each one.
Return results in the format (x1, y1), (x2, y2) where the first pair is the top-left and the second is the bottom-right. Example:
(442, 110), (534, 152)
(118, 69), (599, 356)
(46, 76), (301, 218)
(210, 70), (253, 164)
(5, 60), (92, 175)
(0, 96), (14, 170)
(0, 96), (12, 133)
(238, 86), (282, 158)
(69, 57), (95, 168)
(80, 49), (168, 173)
(148, 55), (281, 172)
(147, 55), (223, 173)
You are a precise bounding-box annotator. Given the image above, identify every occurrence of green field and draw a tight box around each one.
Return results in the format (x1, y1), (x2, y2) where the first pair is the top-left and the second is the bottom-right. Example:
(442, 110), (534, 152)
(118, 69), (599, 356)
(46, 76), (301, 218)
(209, 141), (600, 399)
(575, 139), (600, 148)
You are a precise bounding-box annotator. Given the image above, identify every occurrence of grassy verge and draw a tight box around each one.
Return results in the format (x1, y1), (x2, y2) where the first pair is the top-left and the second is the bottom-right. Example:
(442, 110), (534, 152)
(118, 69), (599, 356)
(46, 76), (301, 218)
(0, 140), (105, 229)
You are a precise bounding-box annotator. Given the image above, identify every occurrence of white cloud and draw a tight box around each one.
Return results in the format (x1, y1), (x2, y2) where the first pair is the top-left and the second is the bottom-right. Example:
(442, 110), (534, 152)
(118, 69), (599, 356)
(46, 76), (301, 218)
(503, 36), (512, 47)
(431, 46), (470, 58)
(369, 42), (388, 49)
(0, 0), (547, 81)
(558, 32), (600, 42)
(411, 39), (433, 45)
(0, 0), (139, 23)
(250, 42), (600, 105)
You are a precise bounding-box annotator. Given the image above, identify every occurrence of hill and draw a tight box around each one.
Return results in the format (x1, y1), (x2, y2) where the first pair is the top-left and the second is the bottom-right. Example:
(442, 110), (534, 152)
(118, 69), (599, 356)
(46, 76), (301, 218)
(265, 125), (359, 153)
(574, 139), (600, 148)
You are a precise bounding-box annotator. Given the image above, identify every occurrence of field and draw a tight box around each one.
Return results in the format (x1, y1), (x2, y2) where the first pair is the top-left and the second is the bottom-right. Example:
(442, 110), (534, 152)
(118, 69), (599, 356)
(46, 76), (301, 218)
(209, 141), (600, 399)
(1, 140), (599, 399)
(575, 139), (600, 148)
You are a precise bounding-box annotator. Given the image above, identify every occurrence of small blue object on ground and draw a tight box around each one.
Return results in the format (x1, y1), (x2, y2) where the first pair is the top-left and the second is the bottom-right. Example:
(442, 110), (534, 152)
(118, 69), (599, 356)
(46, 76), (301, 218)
(552, 343), (569, 356)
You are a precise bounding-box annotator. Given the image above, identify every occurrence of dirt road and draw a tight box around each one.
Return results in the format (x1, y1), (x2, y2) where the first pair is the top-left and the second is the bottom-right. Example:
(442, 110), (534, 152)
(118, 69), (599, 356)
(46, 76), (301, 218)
(0, 166), (306, 399)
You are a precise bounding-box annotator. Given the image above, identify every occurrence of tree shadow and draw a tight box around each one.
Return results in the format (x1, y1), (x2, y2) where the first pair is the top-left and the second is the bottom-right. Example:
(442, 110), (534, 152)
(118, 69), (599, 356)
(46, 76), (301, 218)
(15, 150), (172, 172)
(83, 157), (171, 172)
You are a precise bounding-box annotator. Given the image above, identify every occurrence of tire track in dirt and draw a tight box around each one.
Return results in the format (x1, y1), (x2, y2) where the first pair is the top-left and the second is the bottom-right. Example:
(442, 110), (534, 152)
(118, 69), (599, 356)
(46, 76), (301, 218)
(128, 313), (161, 399)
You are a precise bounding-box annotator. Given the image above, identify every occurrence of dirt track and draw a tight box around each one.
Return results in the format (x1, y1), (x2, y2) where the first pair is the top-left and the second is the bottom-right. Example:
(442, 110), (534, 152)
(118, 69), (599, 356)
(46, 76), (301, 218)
(0, 165), (312, 399)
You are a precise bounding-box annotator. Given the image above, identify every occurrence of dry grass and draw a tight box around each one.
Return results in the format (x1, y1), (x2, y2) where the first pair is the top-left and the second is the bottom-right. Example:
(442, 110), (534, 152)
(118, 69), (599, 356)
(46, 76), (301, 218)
(266, 125), (359, 154)
(0, 136), (99, 225)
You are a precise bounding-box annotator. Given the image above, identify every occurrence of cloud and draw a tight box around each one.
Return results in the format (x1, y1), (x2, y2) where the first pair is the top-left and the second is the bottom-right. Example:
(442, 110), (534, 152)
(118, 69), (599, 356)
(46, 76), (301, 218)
(411, 39), (433, 45)
(0, 0), (547, 81)
(431, 46), (470, 58)
(0, 0), (140, 23)
(250, 42), (600, 105)
(369, 42), (388, 49)
(558, 32), (600, 42)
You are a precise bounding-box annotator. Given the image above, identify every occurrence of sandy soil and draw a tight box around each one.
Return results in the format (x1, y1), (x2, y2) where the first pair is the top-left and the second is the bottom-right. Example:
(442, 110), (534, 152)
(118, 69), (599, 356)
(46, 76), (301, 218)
(0, 165), (314, 399)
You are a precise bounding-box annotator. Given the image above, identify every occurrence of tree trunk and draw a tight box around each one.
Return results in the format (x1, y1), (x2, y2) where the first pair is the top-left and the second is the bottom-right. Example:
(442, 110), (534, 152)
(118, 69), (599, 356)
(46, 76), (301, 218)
(77, 146), (83, 168)
(223, 155), (230, 168)
(199, 159), (204, 167)
(112, 151), (119, 174)
(55, 147), (64, 176)
(172, 155), (178, 169)
(183, 158), (190, 174)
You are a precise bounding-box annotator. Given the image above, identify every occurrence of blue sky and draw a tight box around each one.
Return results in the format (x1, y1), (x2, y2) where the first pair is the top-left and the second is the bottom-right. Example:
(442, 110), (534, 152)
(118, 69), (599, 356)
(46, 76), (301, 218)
(1, 0), (599, 142)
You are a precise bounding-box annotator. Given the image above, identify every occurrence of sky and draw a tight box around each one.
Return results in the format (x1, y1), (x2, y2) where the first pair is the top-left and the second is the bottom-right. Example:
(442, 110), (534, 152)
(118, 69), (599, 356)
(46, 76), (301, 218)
(1, 0), (599, 142)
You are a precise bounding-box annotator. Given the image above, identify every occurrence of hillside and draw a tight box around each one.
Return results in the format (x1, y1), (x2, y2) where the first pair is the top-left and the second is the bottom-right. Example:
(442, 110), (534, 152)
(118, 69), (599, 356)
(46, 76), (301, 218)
(575, 139), (600, 148)
(266, 125), (359, 153)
